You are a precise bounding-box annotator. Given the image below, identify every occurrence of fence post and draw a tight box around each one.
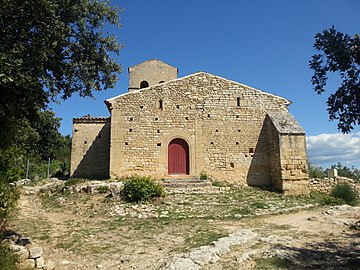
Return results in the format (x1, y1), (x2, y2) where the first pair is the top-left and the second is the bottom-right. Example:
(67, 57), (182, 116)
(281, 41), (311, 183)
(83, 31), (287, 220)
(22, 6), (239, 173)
(26, 159), (30, 180)
(47, 157), (51, 179)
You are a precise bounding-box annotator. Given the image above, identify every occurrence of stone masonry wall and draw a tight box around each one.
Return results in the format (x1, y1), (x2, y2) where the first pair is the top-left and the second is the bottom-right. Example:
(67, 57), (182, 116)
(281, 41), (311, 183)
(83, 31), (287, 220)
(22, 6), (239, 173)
(71, 117), (110, 179)
(309, 177), (360, 193)
(128, 59), (178, 92)
(109, 72), (294, 185)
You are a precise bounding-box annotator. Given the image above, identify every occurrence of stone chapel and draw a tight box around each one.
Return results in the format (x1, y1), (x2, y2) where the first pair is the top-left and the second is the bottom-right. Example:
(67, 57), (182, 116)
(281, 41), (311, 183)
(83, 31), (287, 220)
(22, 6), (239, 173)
(70, 59), (309, 194)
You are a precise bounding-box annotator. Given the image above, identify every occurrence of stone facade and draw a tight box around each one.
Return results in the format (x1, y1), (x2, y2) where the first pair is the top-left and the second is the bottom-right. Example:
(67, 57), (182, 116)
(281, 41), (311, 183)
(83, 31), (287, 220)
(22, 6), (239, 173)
(71, 59), (309, 193)
(70, 116), (110, 179)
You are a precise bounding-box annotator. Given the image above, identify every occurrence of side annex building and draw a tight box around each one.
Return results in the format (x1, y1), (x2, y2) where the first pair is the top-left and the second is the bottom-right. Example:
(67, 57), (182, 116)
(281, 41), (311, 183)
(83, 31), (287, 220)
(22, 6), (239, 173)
(71, 59), (309, 194)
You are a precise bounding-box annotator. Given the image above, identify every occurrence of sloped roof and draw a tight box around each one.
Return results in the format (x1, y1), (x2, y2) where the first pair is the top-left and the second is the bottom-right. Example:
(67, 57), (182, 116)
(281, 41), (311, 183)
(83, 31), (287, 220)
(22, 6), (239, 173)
(106, 71), (291, 108)
(267, 111), (305, 134)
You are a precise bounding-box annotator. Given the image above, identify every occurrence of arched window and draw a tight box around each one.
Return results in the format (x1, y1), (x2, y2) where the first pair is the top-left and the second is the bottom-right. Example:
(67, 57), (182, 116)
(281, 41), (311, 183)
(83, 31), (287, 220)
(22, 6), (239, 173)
(140, 81), (149, 89)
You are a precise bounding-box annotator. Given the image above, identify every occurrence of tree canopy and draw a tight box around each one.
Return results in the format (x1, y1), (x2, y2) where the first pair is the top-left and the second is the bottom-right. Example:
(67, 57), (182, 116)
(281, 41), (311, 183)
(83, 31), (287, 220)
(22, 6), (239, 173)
(309, 26), (360, 133)
(0, 0), (122, 148)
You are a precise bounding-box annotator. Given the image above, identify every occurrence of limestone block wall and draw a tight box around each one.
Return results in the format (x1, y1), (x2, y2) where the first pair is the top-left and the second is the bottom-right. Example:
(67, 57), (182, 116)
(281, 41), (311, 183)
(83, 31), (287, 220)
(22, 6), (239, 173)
(108, 72), (293, 185)
(265, 112), (309, 194)
(308, 177), (360, 193)
(128, 59), (178, 92)
(70, 117), (110, 179)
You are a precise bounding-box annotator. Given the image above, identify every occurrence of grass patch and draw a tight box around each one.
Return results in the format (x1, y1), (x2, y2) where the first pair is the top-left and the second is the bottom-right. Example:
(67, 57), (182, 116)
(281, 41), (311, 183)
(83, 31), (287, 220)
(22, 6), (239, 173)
(64, 178), (87, 186)
(255, 256), (290, 269)
(182, 229), (228, 251)
(0, 245), (17, 270)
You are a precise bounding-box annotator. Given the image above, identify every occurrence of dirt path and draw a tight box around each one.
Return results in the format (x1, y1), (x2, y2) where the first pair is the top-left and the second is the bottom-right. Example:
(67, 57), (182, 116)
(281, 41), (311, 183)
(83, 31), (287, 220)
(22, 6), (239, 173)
(10, 183), (360, 270)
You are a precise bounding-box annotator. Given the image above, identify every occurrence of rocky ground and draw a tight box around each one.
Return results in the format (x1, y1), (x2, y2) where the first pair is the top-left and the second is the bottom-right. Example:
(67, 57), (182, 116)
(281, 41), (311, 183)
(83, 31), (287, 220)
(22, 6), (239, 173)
(8, 179), (360, 270)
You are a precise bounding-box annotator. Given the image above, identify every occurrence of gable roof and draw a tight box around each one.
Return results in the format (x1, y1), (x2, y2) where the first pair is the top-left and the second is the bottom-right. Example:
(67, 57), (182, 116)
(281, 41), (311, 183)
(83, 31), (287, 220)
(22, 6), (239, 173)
(105, 71), (291, 109)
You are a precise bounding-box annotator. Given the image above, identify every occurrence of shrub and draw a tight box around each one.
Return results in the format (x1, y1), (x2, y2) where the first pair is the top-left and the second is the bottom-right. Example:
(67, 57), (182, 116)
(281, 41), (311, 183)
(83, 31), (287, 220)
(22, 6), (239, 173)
(64, 178), (86, 186)
(200, 171), (208, 180)
(0, 182), (20, 220)
(331, 183), (359, 206)
(96, 186), (110, 194)
(121, 176), (165, 203)
(309, 191), (345, 206)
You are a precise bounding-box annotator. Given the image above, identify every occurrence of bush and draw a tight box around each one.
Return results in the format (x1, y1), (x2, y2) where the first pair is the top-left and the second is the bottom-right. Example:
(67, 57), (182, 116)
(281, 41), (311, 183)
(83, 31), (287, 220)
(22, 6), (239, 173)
(96, 186), (110, 194)
(0, 182), (19, 220)
(64, 178), (86, 186)
(200, 171), (208, 180)
(309, 191), (345, 206)
(121, 176), (165, 203)
(331, 183), (359, 206)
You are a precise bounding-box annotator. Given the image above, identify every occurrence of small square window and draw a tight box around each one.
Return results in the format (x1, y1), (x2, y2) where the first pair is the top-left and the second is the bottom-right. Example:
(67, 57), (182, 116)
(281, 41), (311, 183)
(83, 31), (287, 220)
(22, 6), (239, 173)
(157, 130), (160, 133)
(216, 129), (218, 132)
(130, 117), (133, 121)
(129, 129), (133, 132)
(208, 114), (211, 117)
(157, 143), (161, 146)
(236, 142), (239, 145)
(140, 105), (144, 109)
(155, 117), (158, 121)
(176, 105), (180, 109)
(125, 142), (129, 145)
(210, 142), (214, 145)
(185, 117), (189, 120)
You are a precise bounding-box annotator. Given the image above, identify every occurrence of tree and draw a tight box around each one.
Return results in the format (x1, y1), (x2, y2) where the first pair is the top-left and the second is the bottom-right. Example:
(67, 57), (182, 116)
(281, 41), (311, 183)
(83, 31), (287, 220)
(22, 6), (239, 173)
(0, 0), (122, 147)
(309, 26), (360, 133)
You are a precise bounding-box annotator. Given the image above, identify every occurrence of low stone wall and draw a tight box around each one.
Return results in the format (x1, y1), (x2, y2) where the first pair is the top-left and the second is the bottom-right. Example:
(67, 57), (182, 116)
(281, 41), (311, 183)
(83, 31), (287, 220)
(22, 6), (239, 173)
(308, 177), (360, 193)
(1, 231), (55, 269)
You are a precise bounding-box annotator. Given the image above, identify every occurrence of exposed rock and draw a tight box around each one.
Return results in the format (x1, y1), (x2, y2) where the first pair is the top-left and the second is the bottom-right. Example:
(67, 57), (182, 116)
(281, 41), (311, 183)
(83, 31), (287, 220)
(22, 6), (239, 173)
(350, 220), (360, 230)
(43, 259), (56, 270)
(18, 258), (36, 269)
(14, 247), (29, 262)
(35, 256), (45, 268)
(29, 246), (43, 259)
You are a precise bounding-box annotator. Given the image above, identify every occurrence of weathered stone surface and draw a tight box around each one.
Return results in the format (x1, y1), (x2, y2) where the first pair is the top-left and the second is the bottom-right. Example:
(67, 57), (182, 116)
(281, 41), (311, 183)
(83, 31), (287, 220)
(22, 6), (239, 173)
(71, 59), (309, 193)
(43, 259), (56, 270)
(18, 259), (36, 269)
(29, 246), (43, 259)
(161, 230), (257, 270)
(14, 247), (29, 262)
(36, 256), (45, 268)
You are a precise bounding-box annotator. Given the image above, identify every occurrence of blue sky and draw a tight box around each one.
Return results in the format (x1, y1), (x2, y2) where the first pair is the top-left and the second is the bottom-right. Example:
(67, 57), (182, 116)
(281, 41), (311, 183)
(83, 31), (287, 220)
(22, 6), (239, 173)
(50, 0), (360, 169)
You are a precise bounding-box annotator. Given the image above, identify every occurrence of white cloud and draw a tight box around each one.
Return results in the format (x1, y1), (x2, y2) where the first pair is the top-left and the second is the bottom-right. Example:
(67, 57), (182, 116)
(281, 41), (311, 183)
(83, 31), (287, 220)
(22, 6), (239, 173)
(306, 132), (360, 169)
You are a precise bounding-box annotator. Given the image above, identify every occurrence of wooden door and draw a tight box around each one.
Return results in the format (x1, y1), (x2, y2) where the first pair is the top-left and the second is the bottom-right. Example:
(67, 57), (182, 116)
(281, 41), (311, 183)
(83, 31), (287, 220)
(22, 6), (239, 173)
(168, 138), (189, 175)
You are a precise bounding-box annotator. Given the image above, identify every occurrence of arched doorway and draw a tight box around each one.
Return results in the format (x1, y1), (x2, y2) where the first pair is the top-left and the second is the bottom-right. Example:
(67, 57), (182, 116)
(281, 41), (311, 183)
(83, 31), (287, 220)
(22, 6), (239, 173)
(168, 138), (189, 175)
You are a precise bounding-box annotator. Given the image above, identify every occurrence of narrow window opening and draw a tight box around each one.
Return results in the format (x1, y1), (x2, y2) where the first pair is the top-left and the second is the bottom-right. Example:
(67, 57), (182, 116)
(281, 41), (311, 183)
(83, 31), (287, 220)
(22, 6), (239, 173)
(216, 129), (219, 132)
(236, 142), (239, 145)
(237, 97), (241, 106)
(238, 129), (241, 132)
(157, 143), (161, 146)
(130, 117), (133, 121)
(129, 129), (133, 132)
(230, 162), (235, 168)
(236, 115), (239, 119)
(210, 142), (214, 145)
(84, 140), (87, 144)
(140, 105), (144, 109)
(207, 114), (211, 118)
(155, 117), (158, 121)
(125, 142), (129, 146)
(176, 105), (180, 109)
(185, 117), (189, 120)
(159, 99), (163, 110)
(140, 81), (149, 89)
(157, 130), (160, 133)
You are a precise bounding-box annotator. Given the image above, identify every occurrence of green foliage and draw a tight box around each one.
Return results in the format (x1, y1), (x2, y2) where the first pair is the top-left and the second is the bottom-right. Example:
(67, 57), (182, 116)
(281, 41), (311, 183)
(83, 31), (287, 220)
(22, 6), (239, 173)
(199, 171), (208, 180)
(0, 182), (20, 220)
(309, 27), (360, 133)
(64, 178), (87, 186)
(0, 245), (17, 270)
(309, 191), (345, 206)
(96, 186), (110, 194)
(122, 176), (165, 203)
(331, 182), (359, 206)
(309, 163), (326, 179)
(255, 256), (290, 269)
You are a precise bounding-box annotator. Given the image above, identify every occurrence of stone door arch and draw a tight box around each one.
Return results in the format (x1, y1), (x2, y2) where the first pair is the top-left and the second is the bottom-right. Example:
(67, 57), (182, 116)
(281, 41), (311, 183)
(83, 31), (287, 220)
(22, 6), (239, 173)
(168, 138), (189, 175)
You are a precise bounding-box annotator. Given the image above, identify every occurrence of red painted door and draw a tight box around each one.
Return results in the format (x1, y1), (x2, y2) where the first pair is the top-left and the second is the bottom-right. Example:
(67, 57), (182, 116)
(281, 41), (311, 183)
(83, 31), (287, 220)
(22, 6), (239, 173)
(168, 138), (189, 175)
